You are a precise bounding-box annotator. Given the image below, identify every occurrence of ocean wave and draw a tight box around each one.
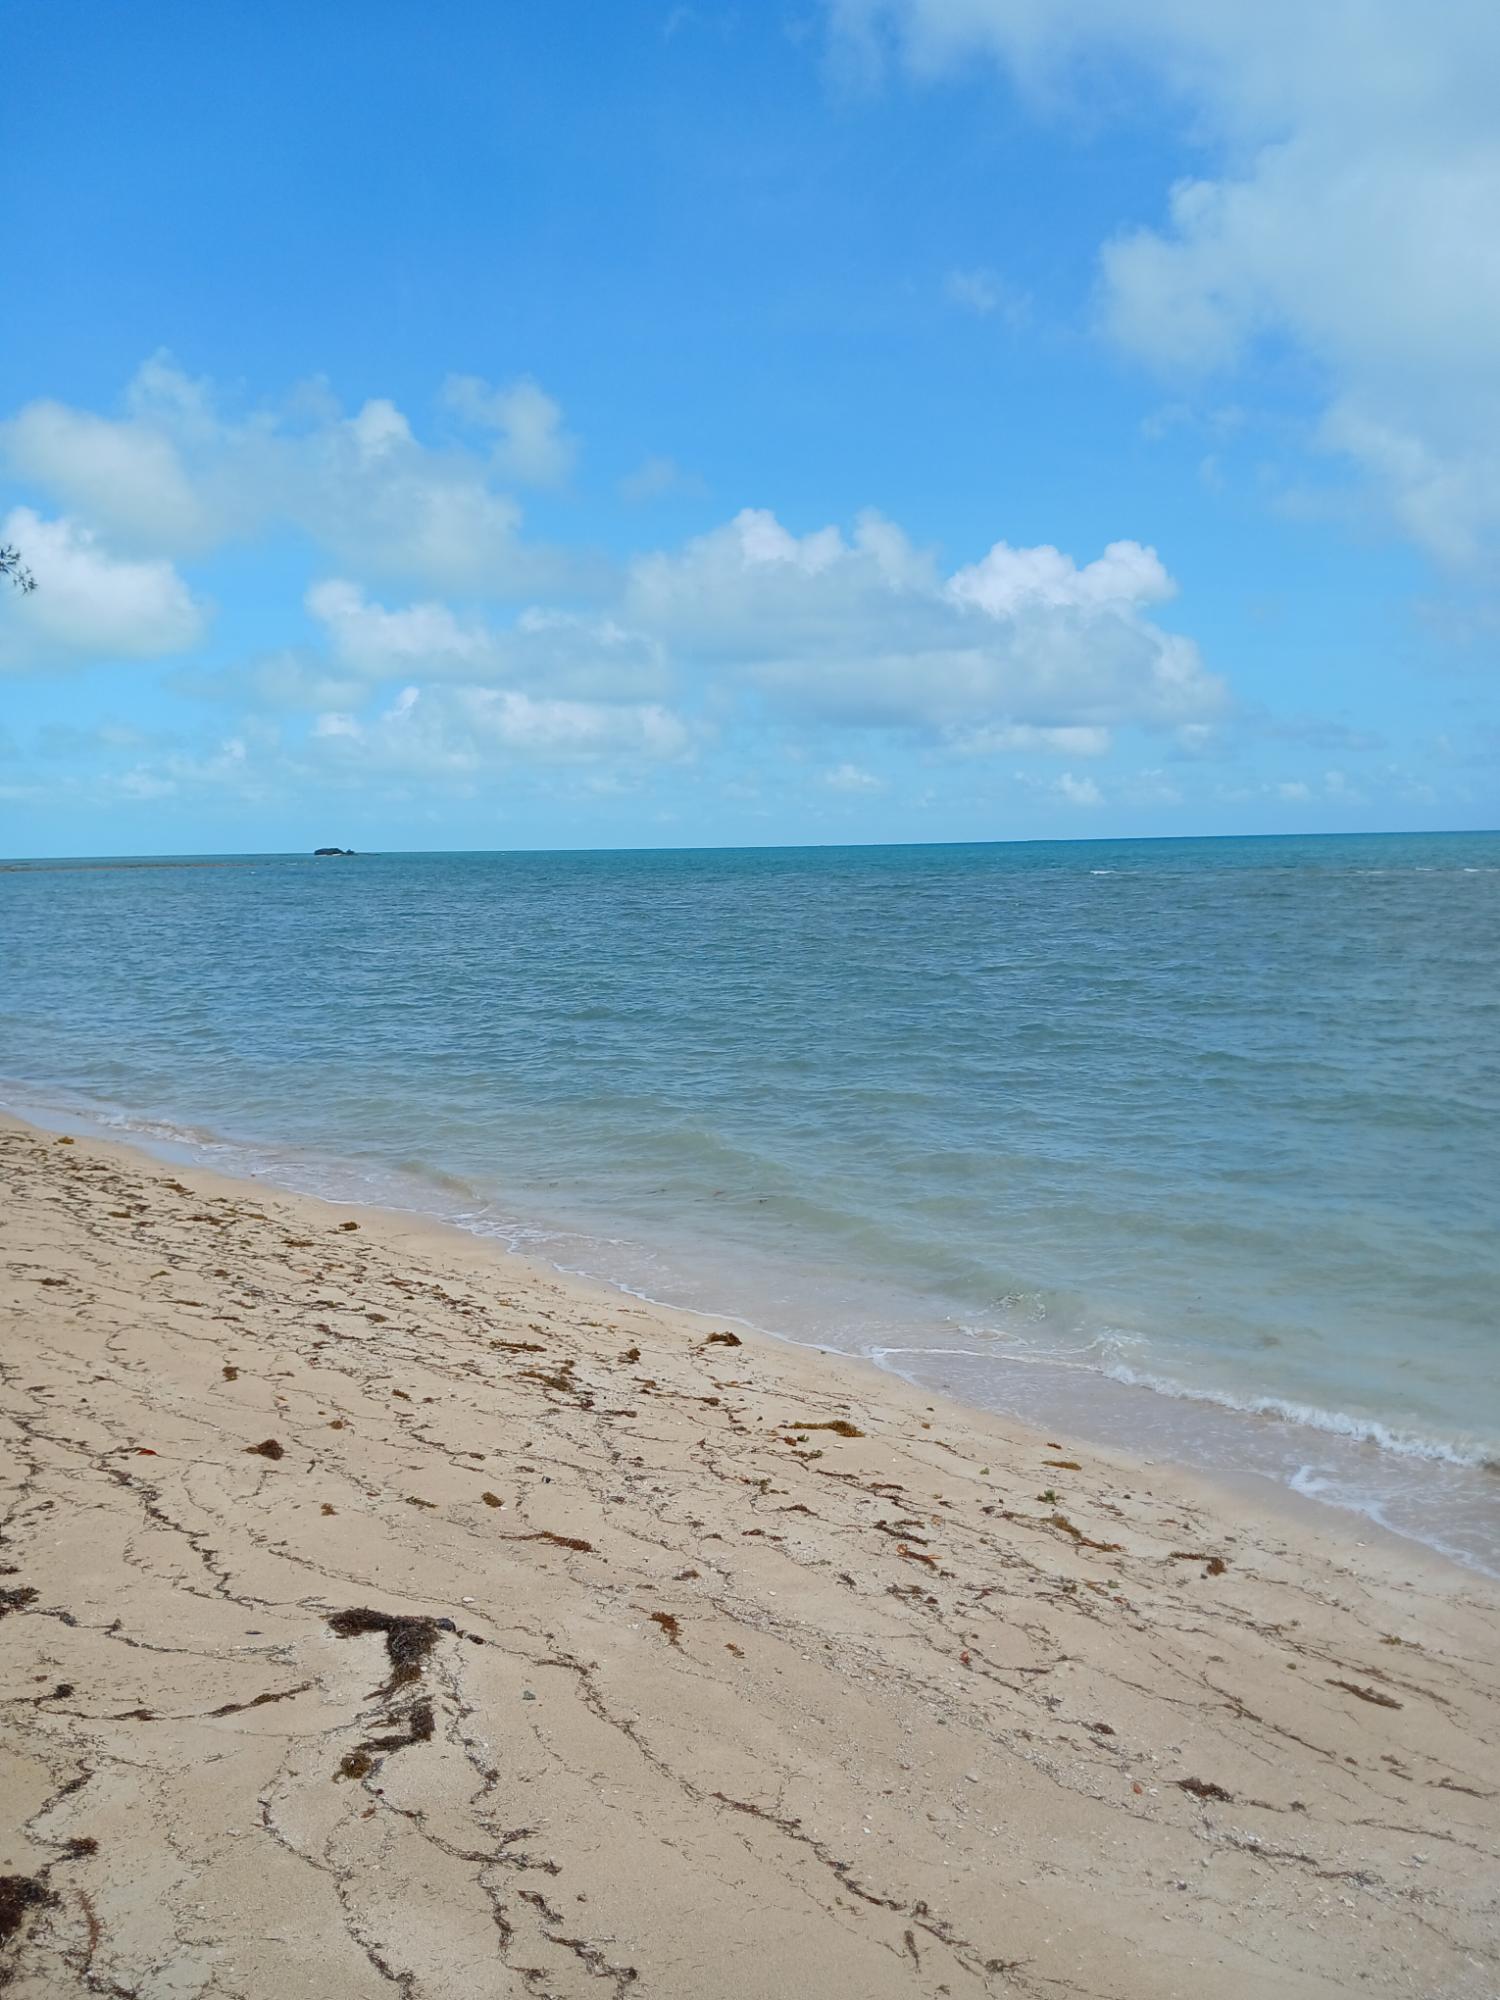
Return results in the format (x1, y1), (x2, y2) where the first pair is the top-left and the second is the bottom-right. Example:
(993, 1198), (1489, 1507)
(876, 1324), (1500, 1473)
(1098, 1360), (1498, 1469)
(91, 1108), (234, 1150)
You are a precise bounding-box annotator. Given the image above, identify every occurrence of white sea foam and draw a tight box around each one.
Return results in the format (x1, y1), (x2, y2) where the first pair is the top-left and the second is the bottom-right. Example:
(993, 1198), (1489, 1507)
(884, 1320), (1497, 1472)
(1098, 1360), (1496, 1468)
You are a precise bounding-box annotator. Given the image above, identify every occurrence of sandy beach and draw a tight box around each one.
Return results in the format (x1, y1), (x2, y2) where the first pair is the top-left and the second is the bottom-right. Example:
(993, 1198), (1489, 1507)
(2, 1112), (1498, 1999)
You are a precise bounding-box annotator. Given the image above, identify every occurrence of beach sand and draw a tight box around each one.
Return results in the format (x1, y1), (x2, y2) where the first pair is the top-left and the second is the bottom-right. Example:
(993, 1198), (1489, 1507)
(2, 1113), (1497, 1998)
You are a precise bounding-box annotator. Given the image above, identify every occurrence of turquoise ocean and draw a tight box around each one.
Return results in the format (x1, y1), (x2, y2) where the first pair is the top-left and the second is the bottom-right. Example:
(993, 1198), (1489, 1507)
(3, 833), (1497, 1569)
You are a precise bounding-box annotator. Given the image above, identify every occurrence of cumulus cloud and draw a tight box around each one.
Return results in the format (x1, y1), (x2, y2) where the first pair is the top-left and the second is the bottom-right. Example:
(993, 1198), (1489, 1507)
(618, 455), (706, 504)
(0, 347), (1232, 787)
(2, 396), (209, 551)
(626, 505), (1223, 737)
(172, 649), (368, 715)
(1054, 770), (1103, 807)
(307, 580), (670, 699)
(305, 683), (694, 780)
(1, 356), (583, 593)
(835, 0), (1500, 567)
(0, 507), (206, 668)
(247, 507), (1218, 789)
(955, 723), (1110, 756)
(824, 761), (883, 791)
(112, 734), (262, 804)
(442, 374), (578, 487)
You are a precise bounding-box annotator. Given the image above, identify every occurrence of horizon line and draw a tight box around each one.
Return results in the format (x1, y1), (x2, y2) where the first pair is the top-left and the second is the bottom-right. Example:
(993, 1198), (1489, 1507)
(4, 825), (1498, 870)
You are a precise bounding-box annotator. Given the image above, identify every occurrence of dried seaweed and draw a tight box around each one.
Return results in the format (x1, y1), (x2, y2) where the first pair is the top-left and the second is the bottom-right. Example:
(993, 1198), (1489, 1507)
(0, 1873), (55, 1948)
(245, 1438), (284, 1461)
(363, 1698), (435, 1751)
(1047, 1513), (1122, 1553)
(649, 1612), (682, 1646)
(520, 1368), (582, 1394)
(208, 1681), (313, 1718)
(781, 1419), (865, 1437)
(1328, 1679), (1403, 1710)
(1169, 1550), (1230, 1575)
(328, 1606), (441, 1693)
(1178, 1777), (1234, 1802)
(0, 1588), (38, 1618)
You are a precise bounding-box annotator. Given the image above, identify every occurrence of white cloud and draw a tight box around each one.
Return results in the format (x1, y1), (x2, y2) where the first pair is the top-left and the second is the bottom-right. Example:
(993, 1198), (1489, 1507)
(307, 580), (670, 699)
(824, 761), (883, 791)
(465, 689), (691, 760)
(305, 683), (694, 778)
(1055, 770), (1103, 807)
(442, 374), (577, 487)
(954, 722), (1110, 756)
(114, 734), (258, 804)
(308, 579), (495, 678)
(1, 357), (583, 593)
(2, 399), (209, 551)
(346, 398), (415, 457)
(0, 350), (1232, 781)
(837, 1), (1500, 567)
(626, 505), (1223, 736)
(173, 648), (368, 714)
(0, 507), (206, 668)
(618, 455), (706, 504)
(947, 537), (1174, 616)
(312, 711), (361, 740)
(944, 266), (1029, 324)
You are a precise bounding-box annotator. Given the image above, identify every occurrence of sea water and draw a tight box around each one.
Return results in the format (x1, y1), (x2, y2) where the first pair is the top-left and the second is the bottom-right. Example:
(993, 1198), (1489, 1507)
(3, 834), (1497, 1568)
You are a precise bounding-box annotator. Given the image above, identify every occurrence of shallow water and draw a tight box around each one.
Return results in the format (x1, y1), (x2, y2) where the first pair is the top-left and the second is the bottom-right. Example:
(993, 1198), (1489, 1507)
(3, 833), (1497, 1567)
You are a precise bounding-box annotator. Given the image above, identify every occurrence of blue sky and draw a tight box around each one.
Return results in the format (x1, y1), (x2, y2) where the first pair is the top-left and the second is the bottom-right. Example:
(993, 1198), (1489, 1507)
(2, 0), (1496, 854)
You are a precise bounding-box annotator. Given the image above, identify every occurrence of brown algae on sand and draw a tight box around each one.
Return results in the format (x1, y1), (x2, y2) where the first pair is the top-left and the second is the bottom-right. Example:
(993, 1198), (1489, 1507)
(0, 1873), (56, 1950)
(328, 1606), (443, 1693)
(1329, 1678), (1403, 1709)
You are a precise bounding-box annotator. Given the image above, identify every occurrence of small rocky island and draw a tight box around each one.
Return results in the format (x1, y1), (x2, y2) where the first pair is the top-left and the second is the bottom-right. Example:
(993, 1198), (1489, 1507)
(313, 846), (357, 857)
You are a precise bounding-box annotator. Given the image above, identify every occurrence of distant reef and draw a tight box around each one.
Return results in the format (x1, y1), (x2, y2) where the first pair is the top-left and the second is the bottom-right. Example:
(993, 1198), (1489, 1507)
(313, 846), (357, 857)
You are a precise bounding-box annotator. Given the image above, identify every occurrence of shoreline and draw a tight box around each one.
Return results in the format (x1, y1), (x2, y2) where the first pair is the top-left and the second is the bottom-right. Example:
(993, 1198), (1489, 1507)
(0, 1105), (1431, 1576)
(6, 1082), (1496, 1579)
(3, 1112), (1499, 1995)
